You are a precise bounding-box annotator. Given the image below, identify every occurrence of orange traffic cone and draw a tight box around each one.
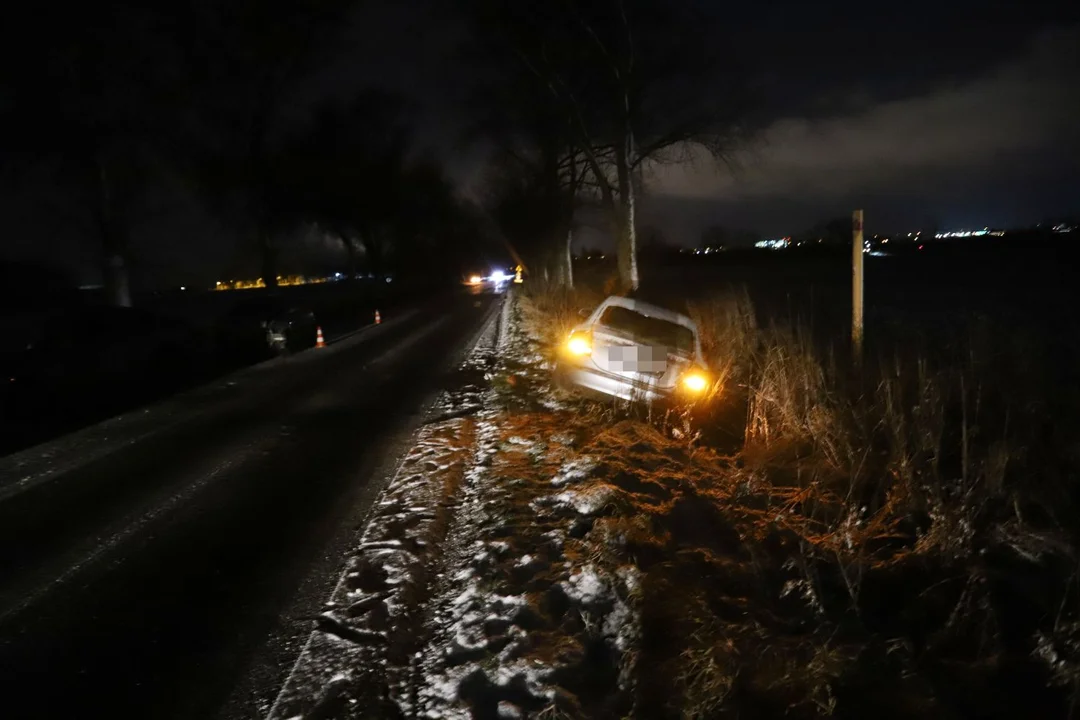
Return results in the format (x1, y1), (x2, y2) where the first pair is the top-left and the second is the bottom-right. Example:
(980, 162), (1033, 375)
(315, 326), (326, 348)
(374, 310), (381, 325)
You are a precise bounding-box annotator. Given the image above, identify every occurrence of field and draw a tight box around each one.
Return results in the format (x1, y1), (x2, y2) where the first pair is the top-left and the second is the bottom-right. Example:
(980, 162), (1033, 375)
(516, 234), (1080, 717)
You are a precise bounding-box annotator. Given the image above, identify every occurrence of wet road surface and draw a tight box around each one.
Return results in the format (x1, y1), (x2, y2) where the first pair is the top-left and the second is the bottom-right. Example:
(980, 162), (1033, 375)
(0, 291), (500, 719)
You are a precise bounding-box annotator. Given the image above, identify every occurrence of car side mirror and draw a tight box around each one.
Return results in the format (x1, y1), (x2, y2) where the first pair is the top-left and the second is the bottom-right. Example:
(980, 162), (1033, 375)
(578, 308), (590, 318)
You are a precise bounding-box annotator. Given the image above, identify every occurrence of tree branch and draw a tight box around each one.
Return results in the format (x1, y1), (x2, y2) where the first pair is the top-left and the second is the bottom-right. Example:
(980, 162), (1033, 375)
(617, 0), (634, 78)
(563, 0), (622, 84)
(507, 41), (617, 211)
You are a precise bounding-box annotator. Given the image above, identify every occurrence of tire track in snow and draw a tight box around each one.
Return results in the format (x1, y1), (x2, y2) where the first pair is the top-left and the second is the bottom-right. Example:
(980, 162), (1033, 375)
(266, 298), (503, 719)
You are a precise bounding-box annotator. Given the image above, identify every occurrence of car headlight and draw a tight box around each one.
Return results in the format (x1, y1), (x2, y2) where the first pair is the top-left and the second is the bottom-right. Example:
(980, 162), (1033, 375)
(566, 331), (592, 356)
(680, 369), (709, 393)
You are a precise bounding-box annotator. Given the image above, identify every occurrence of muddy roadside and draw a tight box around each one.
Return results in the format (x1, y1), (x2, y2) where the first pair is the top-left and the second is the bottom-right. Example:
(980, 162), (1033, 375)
(267, 287), (1077, 719)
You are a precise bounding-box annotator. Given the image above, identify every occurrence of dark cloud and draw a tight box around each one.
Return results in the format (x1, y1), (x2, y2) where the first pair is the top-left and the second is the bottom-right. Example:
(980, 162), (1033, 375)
(4, 2), (1077, 282)
(729, 0), (1080, 118)
(643, 25), (1080, 239)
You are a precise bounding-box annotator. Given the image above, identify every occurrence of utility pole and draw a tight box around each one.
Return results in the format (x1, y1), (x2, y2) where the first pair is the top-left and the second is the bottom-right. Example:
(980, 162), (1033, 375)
(852, 209), (865, 365)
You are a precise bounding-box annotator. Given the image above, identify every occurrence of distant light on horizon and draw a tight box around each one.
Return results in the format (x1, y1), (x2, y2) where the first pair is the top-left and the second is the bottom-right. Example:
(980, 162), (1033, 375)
(934, 226), (1001, 239)
(214, 275), (330, 291)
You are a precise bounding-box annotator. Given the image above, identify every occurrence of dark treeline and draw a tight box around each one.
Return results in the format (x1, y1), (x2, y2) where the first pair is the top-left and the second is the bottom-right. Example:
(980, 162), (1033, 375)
(1, 0), (764, 305)
(0, 0), (491, 306)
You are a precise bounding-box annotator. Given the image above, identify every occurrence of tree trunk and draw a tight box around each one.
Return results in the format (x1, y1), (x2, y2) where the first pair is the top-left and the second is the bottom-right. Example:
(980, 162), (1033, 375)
(340, 232), (358, 280)
(614, 130), (639, 293)
(560, 228), (574, 289)
(560, 150), (577, 290)
(94, 156), (132, 307)
(360, 231), (383, 278)
(103, 253), (132, 307)
(259, 228), (278, 288)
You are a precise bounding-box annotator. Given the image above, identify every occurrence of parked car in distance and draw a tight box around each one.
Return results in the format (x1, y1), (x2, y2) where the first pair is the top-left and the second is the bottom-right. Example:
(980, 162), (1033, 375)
(555, 296), (712, 404)
(219, 297), (318, 360)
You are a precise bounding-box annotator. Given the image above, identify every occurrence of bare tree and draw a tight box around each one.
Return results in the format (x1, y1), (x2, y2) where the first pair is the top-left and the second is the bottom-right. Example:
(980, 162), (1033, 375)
(182, 0), (353, 288)
(0, 2), (189, 305)
(460, 22), (586, 288)
(469, 0), (753, 291)
(286, 96), (469, 282)
(487, 144), (587, 287)
(287, 92), (413, 278)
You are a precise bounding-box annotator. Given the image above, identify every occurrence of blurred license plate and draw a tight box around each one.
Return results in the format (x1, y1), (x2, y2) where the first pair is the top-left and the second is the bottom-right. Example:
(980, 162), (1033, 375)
(603, 345), (667, 373)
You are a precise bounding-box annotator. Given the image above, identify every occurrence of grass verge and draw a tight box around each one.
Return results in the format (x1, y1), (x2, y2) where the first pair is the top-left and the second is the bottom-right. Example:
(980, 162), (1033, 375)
(520, 281), (1080, 718)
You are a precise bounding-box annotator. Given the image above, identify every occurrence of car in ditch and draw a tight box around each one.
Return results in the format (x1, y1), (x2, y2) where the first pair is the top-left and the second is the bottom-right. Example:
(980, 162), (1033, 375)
(555, 296), (712, 404)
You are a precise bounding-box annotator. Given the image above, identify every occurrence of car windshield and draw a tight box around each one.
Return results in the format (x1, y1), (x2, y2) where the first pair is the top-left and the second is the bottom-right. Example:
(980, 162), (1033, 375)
(597, 306), (695, 354)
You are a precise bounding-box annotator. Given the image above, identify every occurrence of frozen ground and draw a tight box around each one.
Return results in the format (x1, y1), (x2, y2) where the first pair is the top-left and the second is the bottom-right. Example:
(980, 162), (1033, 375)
(0, 294), (509, 720)
(268, 294), (644, 719)
(270, 276), (1080, 719)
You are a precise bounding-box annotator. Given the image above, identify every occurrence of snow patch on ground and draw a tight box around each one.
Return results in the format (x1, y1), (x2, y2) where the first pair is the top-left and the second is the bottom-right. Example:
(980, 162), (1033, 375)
(498, 700), (524, 718)
(551, 456), (596, 486)
(564, 565), (608, 605)
(271, 293), (644, 717)
(539, 396), (568, 411)
(554, 484), (615, 515)
(412, 409), (560, 717)
(266, 301), (503, 720)
(409, 295), (643, 715)
(267, 417), (475, 719)
(617, 564), (642, 596)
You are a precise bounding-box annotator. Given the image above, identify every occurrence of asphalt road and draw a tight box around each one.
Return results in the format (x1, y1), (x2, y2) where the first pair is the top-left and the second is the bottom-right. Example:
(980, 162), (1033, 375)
(0, 290), (501, 719)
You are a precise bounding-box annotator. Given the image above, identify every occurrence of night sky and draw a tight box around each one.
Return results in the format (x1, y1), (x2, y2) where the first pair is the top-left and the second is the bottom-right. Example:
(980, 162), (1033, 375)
(342, 0), (1080, 241)
(645, 2), (1080, 240)
(1, 0), (1077, 286)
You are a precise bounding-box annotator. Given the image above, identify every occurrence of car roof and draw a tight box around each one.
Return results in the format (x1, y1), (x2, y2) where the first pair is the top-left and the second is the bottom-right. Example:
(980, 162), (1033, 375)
(595, 296), (697, 332)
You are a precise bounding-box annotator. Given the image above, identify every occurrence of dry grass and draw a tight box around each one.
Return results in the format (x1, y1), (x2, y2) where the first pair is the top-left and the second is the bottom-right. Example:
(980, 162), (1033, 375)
(702, 290), (1078, 716)
(686, 289), (758, 396)
(521, 280), (1080, 718)
(520, 280), (604, 368)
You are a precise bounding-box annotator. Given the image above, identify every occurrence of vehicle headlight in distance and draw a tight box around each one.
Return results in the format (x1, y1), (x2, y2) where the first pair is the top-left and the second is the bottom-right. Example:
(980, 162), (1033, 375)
(566, 330), (592, 356)
(468, 275), (482, 285)
(681, 369), (709, 393)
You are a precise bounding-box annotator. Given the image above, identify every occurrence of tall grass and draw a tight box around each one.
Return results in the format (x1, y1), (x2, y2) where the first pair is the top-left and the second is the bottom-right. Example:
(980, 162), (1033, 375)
(527, 280), (1080, 715)
(519, 280), (603, 367)
(691, 287), (1080, 713)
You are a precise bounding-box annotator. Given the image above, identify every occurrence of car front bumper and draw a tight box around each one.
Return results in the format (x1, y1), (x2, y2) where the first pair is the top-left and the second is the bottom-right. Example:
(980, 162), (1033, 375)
(558, 364), (674, 404)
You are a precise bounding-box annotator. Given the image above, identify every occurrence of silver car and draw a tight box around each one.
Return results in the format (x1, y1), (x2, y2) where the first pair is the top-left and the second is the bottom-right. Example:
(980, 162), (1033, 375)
(556, 296), (711, 404)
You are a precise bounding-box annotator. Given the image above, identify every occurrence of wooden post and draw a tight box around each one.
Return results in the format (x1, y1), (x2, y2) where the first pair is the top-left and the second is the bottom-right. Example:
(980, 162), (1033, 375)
(852, 209), (865, 364)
